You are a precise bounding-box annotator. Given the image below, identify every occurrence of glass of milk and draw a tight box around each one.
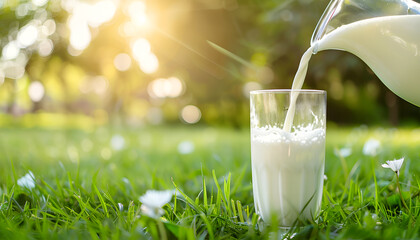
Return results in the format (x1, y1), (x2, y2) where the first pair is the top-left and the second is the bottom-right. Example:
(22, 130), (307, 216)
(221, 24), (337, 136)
(250, 90), (326, 227)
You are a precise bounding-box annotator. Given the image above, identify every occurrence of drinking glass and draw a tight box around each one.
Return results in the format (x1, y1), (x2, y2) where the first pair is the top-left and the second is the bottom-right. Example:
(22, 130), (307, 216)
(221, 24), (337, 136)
(250, 90), (326, 227)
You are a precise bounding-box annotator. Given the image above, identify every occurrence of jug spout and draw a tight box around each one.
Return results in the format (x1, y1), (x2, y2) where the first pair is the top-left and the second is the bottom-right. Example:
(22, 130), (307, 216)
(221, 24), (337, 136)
(311, 0), (343, 45)
(311, 0), (420, 45)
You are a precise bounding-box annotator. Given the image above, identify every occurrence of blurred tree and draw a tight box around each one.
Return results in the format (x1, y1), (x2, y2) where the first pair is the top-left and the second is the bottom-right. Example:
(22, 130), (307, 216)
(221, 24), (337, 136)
(0, 0), (419, 127)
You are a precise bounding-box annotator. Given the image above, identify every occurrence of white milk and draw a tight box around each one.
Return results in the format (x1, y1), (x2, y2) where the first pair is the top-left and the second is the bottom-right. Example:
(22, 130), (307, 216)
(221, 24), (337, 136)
(251, 127), (325, 226)
(283, 46), (315, 132)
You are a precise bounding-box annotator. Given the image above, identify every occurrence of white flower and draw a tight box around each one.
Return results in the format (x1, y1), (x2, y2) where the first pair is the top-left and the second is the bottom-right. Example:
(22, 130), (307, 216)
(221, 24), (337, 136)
(111, 134), (125, 151)
(177, 141), (194, 155)
(139, 190), (174, 218)
(382, 158), (404, 176)
(122, 177), (130, 184)
(118, 203), (123, 212)
(363, 138), (381, 156)
(17, 171), (35, 189)
(334, 147), (352, 158)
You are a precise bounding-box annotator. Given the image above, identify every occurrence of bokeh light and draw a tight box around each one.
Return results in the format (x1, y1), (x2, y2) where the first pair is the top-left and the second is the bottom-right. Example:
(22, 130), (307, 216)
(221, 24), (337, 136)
(17, 24), (39, 47)
(127, 1), (149, 27)
(28, 81), (45, 102)
(32, 0), (48, 7)
(66, 0), (117, 52)
(92, 76), (108, 94)
(147, 77), (184, 98)
(131, 38), (159, 74)
(113, 53), (132, 71)
(139, 53), (158, 74)
(16, 3), (30, 18)
(181, 105), (201, 124)
(67, 46), (83, 56)
(69, 18), (91, 51)
(2, 41), (20, 60)
(37, 39), (54, 57)
(88, 0), (116, 27)
(132, 38), (151, 57)
(242, 81), (262, 98)
(41, 19), (56, 36)
(3, 60), (26, 79)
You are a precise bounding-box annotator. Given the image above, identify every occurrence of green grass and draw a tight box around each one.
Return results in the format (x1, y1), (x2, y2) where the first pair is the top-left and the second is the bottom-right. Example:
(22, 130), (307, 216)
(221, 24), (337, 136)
(1, 125), (420, 239)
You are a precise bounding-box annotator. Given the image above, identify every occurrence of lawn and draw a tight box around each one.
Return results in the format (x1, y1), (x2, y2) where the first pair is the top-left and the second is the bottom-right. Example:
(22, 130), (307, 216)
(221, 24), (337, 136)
(1, 125), (420, 239)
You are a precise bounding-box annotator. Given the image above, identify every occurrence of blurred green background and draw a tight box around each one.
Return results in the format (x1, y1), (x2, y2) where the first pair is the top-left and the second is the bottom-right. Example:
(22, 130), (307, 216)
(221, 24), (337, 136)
(1, 0), (420, 129)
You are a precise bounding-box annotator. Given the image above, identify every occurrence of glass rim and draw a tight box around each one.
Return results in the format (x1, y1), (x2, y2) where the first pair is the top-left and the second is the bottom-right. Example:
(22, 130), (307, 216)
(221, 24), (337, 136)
(250, 89), (326, 95)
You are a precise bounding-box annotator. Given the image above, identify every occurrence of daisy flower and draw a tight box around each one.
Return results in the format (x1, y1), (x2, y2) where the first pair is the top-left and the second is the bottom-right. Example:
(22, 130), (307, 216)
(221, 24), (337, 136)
(382, 158), (404, 176)
(139, 190), (174, 218)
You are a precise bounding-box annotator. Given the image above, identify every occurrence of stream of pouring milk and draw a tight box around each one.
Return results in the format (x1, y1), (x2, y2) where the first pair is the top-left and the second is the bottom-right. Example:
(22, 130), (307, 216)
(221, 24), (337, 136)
(252, 15), (420, 226)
